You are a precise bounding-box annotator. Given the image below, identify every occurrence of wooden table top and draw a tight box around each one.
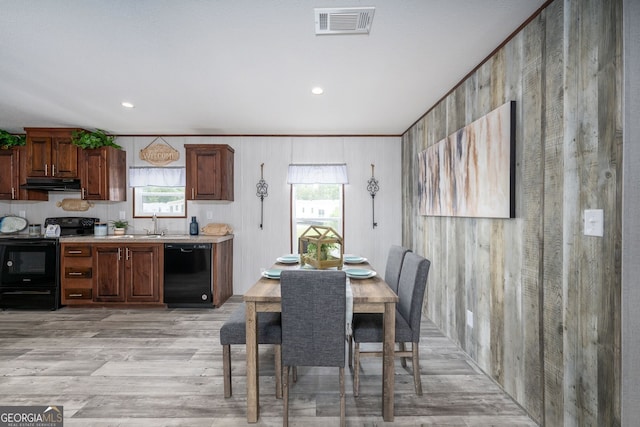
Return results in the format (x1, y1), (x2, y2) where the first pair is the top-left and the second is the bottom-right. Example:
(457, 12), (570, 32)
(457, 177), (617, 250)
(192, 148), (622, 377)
(243, 262), (398, 304)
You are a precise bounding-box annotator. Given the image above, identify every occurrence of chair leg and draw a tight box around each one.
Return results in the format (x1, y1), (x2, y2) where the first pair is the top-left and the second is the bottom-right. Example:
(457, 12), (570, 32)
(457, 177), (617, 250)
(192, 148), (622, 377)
(400, 342), (407, 368)
(283, 366), (290, 427)
(412, 344), (422, 396)
(275, 344), (282, 399)
(339, 366), (345, 427)
(348, 335), (353, 368)
(353, 342), (360, 397)
(222, 344), (232, 398)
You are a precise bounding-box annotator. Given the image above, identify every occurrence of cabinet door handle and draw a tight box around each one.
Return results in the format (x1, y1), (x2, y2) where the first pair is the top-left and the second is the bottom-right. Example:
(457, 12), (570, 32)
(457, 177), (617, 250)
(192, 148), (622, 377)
(68, 272), (84, 276)
(126, 247), (130, 260)
(11, 188), (15, 199)
(68, 250), (83, 254)
(117, 247), (122, 261)
(68, 293), (83, 297)
(81, 188), (86, 199)
(52, 164), (56, 176)
(191, 188), (195, 199)
(44, 164), (48, 176)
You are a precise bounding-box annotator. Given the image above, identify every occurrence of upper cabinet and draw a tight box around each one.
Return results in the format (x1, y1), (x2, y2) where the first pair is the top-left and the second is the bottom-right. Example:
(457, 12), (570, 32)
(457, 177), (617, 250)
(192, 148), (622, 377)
(0, 147), (47, 201)
(25, 127), (81, 178)
(79, 146), (126, 201)
(185, 144), (234, 201)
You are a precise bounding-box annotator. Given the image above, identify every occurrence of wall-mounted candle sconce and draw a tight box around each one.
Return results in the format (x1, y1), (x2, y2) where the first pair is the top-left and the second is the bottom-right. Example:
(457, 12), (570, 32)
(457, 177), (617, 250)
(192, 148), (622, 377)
(256, 163), (268, 229)
(367, 163), (379, 228)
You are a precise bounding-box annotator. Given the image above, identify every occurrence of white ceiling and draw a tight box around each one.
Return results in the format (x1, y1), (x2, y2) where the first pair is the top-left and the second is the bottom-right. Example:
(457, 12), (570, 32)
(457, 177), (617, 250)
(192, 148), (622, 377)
(0, 0), (546, 136)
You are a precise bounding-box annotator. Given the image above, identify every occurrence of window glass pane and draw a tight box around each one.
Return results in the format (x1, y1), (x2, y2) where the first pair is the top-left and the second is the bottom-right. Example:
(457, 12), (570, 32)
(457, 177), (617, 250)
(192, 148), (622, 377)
(133, 186), (186, 218)
(291, 184), (343, 252)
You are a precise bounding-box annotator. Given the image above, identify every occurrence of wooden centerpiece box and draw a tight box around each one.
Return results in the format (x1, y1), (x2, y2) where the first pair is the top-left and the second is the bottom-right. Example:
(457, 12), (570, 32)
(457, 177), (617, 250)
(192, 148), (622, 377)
(298, 225), (343, 270)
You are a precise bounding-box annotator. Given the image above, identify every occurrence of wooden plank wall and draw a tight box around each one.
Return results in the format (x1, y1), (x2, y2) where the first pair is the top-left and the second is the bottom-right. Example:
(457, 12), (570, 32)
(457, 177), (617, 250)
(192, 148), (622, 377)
(400, 0), (622, 425)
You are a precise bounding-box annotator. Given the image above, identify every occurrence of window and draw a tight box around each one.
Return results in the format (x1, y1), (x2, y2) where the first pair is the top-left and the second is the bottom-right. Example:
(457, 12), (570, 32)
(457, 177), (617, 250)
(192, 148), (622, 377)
(291, 184), (344, 252)
(287, 163), (348, 253)
(129, 167), (186, 218)
(133, 186), (186, 218)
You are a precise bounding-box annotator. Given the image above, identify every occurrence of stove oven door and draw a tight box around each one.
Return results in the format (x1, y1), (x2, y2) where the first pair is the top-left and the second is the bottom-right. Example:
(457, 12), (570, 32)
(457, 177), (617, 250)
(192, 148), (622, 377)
(0, 239), (59, 310)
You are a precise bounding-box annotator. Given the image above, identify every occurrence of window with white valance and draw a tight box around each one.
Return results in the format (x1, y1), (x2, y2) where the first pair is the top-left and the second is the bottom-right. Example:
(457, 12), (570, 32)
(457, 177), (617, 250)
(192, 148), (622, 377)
(287, 163), (348, 184)
(129, 167), (186, 187)
(129, 167), (186, 218)
(288, 163), (346, 253)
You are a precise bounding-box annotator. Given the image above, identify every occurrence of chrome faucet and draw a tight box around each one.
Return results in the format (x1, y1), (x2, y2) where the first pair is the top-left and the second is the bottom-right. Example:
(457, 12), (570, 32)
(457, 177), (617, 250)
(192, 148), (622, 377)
(145, 213), (164, 236)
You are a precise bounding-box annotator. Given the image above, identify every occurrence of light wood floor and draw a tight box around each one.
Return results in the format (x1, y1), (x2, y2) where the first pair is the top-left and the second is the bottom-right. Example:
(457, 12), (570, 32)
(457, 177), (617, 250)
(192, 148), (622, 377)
(0, 296), (538, 426)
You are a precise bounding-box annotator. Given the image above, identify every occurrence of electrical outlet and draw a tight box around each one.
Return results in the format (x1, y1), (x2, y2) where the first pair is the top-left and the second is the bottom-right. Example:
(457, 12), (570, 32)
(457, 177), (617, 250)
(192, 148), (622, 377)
(119, 211), (126, 220)
(207, 211), (213, 220)
(466, 310), (473, 328)
(19, 210), (26, 218)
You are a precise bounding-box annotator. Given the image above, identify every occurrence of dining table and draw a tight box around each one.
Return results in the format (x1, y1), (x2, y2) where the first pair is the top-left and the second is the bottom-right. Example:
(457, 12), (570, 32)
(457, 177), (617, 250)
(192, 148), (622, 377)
(243, 258), (399, 423)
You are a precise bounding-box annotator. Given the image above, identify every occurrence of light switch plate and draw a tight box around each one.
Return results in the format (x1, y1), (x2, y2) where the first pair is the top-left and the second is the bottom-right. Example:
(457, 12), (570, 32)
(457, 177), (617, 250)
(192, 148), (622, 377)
(119, 211), (126, 220)
(584, 209), (604, 237)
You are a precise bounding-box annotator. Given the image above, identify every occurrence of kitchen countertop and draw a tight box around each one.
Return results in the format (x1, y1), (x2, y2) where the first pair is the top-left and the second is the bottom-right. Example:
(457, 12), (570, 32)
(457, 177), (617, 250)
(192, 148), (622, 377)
(60, 234), (234, 243)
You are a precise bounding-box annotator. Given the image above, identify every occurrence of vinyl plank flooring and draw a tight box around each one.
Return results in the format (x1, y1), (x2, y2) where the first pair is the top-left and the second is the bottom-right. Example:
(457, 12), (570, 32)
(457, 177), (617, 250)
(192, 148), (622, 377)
(0, 298), (538, 426)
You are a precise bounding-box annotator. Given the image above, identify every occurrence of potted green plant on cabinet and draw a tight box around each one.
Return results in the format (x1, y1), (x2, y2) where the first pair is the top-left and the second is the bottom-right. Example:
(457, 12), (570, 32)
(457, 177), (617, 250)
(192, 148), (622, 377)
(71, 129), (122, 150)
(0, 129), (26, 149)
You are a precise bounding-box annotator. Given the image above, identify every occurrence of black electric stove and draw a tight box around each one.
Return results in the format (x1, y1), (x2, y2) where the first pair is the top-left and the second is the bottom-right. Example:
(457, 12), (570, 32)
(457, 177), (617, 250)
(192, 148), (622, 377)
(0, 217), (99, 310)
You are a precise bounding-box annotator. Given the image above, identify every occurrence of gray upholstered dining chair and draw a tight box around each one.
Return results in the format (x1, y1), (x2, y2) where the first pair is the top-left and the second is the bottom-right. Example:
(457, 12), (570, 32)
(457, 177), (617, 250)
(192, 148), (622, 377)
(351, 252), (431, 397)
(348, 244), (410, 368)
(219, 302), (282, 398)
(384, 245), (412, 294)
(280, 270), (347, 427)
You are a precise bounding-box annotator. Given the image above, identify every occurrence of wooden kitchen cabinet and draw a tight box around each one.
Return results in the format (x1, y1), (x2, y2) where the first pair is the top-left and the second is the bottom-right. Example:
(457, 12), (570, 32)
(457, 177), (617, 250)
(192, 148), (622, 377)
(185, 144), (234, 201)
(0, 147), (48, 201)
(79, 146), (127, 201)
(94, 243), (162, 304)
(25, 128), (81, 178)
(60, 244), (94, 305)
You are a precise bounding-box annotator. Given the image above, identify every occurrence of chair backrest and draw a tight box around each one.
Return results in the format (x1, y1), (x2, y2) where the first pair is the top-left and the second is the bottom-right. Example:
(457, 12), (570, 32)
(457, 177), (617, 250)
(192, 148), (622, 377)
(384, 245), (411, 294)
(396, 252), (431, 342)
(280, 270), (346, 368)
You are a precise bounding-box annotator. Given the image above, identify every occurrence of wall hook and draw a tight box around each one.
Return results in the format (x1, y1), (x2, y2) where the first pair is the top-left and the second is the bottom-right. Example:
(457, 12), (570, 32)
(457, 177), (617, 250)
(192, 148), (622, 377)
(256, 163), (269, 229)
(367, 163), (379, 228)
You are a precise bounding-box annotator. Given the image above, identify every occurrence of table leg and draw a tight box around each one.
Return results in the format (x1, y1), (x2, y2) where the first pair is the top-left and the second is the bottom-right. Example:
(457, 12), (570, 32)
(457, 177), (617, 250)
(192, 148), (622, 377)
(382, 302), (395, 421)
(246, 301), (259, 423)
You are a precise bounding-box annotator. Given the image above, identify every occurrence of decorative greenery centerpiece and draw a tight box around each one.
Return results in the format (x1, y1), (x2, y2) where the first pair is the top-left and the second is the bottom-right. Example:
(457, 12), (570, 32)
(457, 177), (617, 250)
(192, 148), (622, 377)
(71, 129), (122, 150)
(0, 129), (26, 149)
(109, 219), (129, 235)
(299, 225), (343, 269)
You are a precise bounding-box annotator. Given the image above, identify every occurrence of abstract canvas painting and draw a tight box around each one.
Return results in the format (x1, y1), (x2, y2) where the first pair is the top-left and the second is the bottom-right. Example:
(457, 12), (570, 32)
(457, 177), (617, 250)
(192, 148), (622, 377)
(418, 101), (515, 218)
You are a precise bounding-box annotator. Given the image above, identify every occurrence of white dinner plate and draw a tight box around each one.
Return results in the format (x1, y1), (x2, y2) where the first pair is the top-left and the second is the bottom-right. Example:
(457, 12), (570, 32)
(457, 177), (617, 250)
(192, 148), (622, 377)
(262, 269), (282, 279)
(343, 255), (367, 264)
(344, 268), (376, 279)
(277, 255), (299, 264)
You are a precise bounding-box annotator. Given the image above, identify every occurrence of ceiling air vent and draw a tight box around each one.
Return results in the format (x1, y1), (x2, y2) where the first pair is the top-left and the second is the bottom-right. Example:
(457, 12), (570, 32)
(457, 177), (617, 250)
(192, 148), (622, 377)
(314, 7), (375, 35)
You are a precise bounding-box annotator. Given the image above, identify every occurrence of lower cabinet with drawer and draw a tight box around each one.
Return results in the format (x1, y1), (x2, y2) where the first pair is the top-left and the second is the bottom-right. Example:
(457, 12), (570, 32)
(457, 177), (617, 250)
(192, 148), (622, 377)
(60, 244), (93, 305)
(60, 242), (163, 306)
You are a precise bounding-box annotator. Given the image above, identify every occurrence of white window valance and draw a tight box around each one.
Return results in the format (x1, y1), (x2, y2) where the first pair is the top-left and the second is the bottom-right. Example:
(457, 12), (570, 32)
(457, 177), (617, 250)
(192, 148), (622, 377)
(129, 167), (186, 187)
(286, 163), (349, 184)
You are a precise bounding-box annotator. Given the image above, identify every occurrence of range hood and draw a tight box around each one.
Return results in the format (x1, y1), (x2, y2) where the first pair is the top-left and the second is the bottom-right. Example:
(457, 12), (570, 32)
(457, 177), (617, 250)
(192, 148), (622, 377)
(20, 177), (82, 191)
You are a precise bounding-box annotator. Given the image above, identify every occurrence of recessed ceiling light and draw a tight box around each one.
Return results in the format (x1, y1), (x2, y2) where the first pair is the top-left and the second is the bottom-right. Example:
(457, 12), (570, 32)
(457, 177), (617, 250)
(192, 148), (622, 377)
(121, 101), (135, 108)
(311, 87), (324, 95)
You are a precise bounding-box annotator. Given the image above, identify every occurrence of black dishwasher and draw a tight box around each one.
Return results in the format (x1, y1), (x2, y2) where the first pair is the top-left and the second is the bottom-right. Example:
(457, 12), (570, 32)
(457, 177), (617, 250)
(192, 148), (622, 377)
(164, 243), (212, 307)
